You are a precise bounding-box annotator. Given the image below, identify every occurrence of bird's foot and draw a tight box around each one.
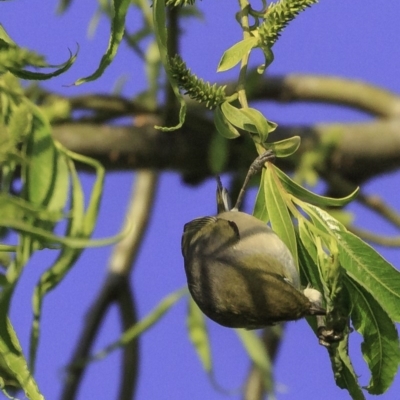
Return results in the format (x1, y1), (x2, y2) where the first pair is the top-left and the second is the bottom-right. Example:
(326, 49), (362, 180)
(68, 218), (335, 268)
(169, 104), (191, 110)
(317, 326), (344, 347)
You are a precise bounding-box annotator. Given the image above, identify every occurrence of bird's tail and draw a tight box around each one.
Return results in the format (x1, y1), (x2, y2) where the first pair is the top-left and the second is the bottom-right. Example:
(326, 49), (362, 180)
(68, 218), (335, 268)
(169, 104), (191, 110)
(216, 176), (231, 214)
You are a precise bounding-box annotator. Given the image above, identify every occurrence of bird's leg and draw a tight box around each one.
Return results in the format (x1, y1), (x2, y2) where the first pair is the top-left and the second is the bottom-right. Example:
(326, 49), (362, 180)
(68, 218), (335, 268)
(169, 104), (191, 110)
(303, 287), (343, 347)
(233, 150), (275, 211)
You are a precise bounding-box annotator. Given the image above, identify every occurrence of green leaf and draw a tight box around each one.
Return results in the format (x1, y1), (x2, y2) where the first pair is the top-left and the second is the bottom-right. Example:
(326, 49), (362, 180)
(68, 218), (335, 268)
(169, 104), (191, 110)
(220, 101), (249, 131)
(23, 106), (57, 207)
(7, 103), (32, 141)
(331, 335), (366, 400)
(345, 277), (400, 394)
(253, 169), (269, 223)
(0, 218), (127, 248)
(153, 0), (186, 130)
(264, 164), (298, 265)
(0, 194), (63, 223)
(221, 102), (275, 141)
(9, 48), (77, 81)
(297, 221), (323, 290)
(0, 24), (16, 47)
(257, 46), (274, 74)
(302, 204), (400, 323)
(0, 350), (19, 391)
(235, 329), (273, 395)
(0, 318), (44, 399)
(89, 288), (188, 362)
(64, 149), (106, 237)
(74, 0), (130, 84)
(214, 104), (240, 139)
(274, 165), (359, 207)
(45, 150), (69, 214)
(266, 136), (300, 158)
(339, 230), (400, 322)
(239, 107), (276, 143)
(57, 0), (73, 14)
(30, 153), (85, 371)
(208, 133), (229, 173)
(187, 298), (212, 372)
(217, 36), (259, 72)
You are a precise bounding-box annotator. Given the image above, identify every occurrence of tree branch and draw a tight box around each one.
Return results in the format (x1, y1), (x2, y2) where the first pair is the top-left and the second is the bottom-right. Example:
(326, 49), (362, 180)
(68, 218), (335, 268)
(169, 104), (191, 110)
(61, 171), (158, 400)
(53, 118), (400, 186)
(348, 226), (400, 247)
(245, 74), (400, 118)
(243, 326), (284, 400)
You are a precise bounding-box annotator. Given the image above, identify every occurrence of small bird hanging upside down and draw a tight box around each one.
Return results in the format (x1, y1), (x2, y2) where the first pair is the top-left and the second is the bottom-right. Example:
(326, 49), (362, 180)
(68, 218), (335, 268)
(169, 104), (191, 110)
(181, 151), (342, 346)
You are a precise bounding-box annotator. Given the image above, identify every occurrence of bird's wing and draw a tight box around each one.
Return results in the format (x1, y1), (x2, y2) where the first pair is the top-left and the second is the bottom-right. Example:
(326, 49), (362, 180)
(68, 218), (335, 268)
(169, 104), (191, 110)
(181, 216), (240, 258)
(181, 216), (216, 257)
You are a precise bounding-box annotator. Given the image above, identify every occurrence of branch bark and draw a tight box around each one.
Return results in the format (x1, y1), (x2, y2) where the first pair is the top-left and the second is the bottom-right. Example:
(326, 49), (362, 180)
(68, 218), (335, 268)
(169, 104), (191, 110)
(53, 118), (400, 186)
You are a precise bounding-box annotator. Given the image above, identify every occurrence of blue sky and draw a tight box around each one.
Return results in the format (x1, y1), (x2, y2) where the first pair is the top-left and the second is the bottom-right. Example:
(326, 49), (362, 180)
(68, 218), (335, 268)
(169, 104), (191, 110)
(2, 1), (400, 399)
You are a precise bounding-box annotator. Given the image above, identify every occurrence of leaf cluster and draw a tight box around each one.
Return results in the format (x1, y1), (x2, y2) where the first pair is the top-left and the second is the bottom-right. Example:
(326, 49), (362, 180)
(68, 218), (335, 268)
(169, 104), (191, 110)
(0, 31), (120, 399)
(0, 25), (76, 81)
(1, 0), (399, 399)
(253, 164), (400, 398)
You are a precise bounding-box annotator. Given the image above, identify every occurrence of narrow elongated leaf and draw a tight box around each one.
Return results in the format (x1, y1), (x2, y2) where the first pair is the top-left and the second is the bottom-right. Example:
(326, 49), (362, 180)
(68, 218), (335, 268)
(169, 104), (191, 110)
(74, 0), (130, 84)
(153, 0), (186, 130)
(338, 229), (400, 322)
(30, 156), (84, 370)
(217, 36), (258, 72)
(10, 49), (77, 81)
(187, 298), (212, 372)
(46, 150), (69, 213)
(253, 169), (269, 223)
(24, 107), (57, 207)
(303, 204), (400, 322)
(69, 152), (105, 236)
(7, 102), (32, 141)
(235, 329), (273, 394)
(0, 351), (19, 390)
(0, 218), (126, 248)
(297, 221), (322, 290)
(330, 336), (366, 400)
(0, 319), (44, 400)
(274, 165), (359, 207)
(0, 194), (63, 223)
(345, 276), (400, 394)
(30, 146), (111, 370)
(89, 288), (188, 362)
(209, 133), (229, 173)
(0, 24), (16, 46)
(264, 164), (297, 264)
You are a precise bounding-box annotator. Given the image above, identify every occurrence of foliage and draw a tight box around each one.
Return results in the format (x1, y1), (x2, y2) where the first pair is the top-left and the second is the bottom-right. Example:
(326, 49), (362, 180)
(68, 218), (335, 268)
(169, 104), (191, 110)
(0, 28), (121, 399)
(0, 1), (399, 399)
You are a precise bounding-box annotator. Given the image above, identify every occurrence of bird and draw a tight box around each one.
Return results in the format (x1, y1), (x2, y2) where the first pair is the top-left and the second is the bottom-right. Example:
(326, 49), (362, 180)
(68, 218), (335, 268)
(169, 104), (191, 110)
(181, 158), (326, 329)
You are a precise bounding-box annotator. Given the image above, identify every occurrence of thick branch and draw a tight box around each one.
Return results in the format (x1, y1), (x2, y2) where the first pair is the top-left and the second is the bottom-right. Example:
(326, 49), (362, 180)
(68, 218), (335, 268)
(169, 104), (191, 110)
(39, 74), (400, 122)
(246, 74), (400, 118)
(53, 118), (400, 185)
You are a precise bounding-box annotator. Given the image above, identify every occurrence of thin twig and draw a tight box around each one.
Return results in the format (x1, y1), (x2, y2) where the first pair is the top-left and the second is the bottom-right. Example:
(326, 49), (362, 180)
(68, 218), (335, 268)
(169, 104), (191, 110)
(60, 171), (158, 400)
(60, 273), (133, 400)
(357, 193), (400, 229)
(240, 74), (400, 118)
(243, 325), (284, 400)
(349, 226), (400, 247)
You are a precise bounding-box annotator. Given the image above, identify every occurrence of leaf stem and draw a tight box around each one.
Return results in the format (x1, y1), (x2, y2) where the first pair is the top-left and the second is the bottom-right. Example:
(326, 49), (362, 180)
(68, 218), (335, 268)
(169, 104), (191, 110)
(237, 0), (251, 109)
(237, 0), (264, 154)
